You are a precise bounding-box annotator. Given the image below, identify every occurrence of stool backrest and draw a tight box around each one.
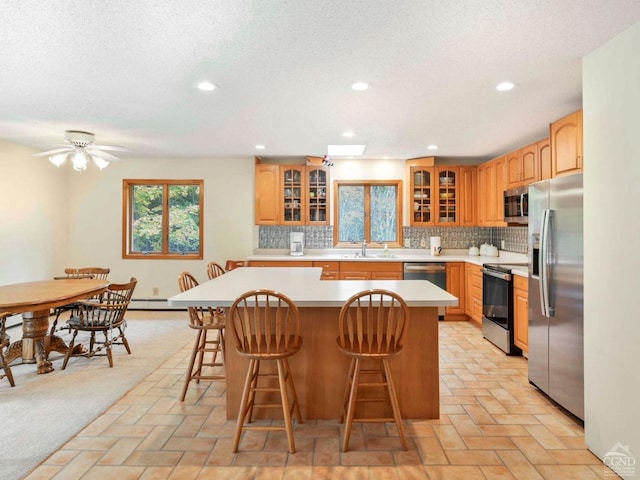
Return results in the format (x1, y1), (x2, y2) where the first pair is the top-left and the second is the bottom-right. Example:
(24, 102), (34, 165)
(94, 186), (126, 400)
(338, 289), (409, 355)
(228, 289), (300, 356)
(178, 272), (210, 328)
(206, 261), (226, 280)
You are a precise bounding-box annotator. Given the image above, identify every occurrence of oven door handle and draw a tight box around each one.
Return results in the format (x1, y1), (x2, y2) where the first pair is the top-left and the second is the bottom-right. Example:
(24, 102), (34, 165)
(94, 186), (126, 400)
(481, 268), (511, 281)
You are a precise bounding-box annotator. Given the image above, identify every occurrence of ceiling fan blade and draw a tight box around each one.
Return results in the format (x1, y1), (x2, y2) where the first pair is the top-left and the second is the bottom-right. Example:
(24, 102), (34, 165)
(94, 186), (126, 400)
(31, 147), (73, 157)
(86, 148), (123, 162)
(92, 144), (130, 152)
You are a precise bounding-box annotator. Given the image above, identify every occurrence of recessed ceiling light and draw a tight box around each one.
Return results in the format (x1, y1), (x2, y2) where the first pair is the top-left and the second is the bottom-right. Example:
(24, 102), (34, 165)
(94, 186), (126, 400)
(342, 131), (355, 137)
(351, 81), (370, 91)
(255, 144), (265, 150)
(496, 81), (515, 91)
(197, 81), (217, 91)
(328, 144), (366, 156)
(427, 144), (438, 150)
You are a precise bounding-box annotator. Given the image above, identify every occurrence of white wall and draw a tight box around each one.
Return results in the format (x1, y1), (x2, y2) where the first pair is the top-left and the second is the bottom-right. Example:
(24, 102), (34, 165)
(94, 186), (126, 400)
(583, 22), (640, 471)
(65, 156), (255, 300)
(0, 140), (67, 285)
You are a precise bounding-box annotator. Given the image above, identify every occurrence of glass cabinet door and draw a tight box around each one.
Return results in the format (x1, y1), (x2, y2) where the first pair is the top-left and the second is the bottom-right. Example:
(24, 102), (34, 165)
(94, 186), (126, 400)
(281, 166), (303, 224)
(307, 167), (329, 224)
(411, 167), (434, 225)
(436, 167), (458, 225)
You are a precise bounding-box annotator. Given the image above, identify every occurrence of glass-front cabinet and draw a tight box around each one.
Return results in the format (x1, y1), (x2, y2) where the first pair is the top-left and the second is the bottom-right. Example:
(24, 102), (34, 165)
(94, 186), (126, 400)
(435, 167), (459, 226)
(306, 167), (328, 224)
(281, 166), (304, 224)
(410, 166), (434, 225)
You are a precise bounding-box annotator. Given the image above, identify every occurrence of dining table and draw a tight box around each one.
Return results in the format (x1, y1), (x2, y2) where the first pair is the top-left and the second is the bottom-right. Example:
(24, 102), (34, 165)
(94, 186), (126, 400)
(0, 278), (110, 373)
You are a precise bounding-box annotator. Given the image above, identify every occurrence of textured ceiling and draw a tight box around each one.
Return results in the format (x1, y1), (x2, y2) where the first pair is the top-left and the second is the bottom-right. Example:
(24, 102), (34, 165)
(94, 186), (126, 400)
(1, 1), (639, 163)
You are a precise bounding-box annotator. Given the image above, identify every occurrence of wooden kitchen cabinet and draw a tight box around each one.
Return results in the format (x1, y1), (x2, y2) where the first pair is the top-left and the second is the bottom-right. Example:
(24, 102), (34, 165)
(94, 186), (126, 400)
(313, 261), (339, 280)
(280, 165), (305, 225)
(435, 167), (460, 226)
(445, 262), (465, 320)
(494, 156), (507, 226)
(339, 262), (403, 280)
(551, 109), (583, 177)
(507, 143), (540, 189)
(459, 166), (477, 226)
(465, 263), (483, 325)
(513, 274), (529, 352)
(538, 138), (551, 181)
(478, 157), (503, 226)
(477, 161), (489, 226)
(249, 260), (313, 267)
(255, 164), (280, 225)
(407, 157), (435, 226)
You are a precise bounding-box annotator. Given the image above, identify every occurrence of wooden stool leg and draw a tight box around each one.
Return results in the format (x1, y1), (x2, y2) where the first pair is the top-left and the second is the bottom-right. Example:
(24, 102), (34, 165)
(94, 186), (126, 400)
(277, 358), (296, 454)
(382, 358), (408, 450)
(246, 360), (260, 423)
(283, 358), (302, 424)
(195, 329), (207, 384)
(181, 330), (202, 401)
(233, 358), (257, 453)
(342, 357), (362, 452)
(0, 351), (15, 387)
(340, 358), (356, 423)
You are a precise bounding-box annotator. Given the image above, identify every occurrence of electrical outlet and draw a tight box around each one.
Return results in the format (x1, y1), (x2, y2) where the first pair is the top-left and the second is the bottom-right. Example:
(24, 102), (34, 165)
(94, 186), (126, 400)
(420, 238), (426, 248)
(152, 287), (159, 296)
(501, 240), (506, 249)
(404, 238), (411, 248)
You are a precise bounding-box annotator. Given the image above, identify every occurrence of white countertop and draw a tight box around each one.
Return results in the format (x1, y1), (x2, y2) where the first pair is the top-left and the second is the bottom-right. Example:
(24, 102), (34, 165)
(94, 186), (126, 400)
(168, 267), (459, 308)
(247, 249), (530, 277)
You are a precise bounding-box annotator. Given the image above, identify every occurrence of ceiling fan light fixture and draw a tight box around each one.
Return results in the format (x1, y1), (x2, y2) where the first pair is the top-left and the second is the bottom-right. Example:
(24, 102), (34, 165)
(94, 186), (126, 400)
(72, 149), (88, 171)
(93, 156), (110, 170)
(49, 153), (67, 167)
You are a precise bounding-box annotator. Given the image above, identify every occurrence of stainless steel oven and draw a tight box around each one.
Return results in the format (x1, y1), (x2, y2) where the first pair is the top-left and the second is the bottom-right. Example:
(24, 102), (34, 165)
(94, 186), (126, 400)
(481, 263), (525, 355)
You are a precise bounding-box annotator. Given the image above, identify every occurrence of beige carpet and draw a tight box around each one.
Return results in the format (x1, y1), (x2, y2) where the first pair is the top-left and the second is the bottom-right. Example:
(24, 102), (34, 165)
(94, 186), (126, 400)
(0, 311), (193, 480)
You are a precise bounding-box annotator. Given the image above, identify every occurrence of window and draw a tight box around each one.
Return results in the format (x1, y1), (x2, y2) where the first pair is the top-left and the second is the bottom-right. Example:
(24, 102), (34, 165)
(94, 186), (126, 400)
(334, 180), (403, 248)
(123, 179), (204, 259)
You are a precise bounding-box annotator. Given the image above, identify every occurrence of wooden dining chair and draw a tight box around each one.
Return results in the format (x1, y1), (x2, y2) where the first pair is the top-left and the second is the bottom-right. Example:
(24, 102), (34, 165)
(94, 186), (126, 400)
(61, 277), (136, 369)
(206, 261), (226, 280)
(178, 272), (226, 401)
(50, 267), (111, 338)
(0, 312), (16, 387)
(228, 289), (303, 453)
(337, 289), (410, 452)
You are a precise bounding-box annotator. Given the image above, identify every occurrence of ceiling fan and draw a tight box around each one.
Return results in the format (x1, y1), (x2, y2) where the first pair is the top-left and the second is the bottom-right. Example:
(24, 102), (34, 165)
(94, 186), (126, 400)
(32, 130), (130, 171)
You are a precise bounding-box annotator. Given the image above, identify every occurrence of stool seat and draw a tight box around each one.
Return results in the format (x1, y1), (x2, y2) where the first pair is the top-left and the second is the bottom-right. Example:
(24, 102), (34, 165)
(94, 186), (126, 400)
(337, 289), (410, 452)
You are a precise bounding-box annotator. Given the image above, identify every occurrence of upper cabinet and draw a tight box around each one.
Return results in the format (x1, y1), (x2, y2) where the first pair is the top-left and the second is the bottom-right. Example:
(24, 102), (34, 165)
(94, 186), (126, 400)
(408, 157), (435, 226)
(538, 138), (551, 181)
(506, 142), (541, 190)
(551, 109), (583, 177)
(459, 166), (477, 226)
(255, 161), (330, 226)
(435, 167), (460, 226)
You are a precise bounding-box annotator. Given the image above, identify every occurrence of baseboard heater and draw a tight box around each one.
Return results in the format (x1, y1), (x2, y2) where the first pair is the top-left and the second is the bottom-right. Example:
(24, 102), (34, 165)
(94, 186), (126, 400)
(129, 298), (185, 310)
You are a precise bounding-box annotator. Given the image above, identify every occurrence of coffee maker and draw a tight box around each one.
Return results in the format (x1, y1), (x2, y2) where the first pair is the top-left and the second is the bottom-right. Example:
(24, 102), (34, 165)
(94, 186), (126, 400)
(289, 232), (304, 256)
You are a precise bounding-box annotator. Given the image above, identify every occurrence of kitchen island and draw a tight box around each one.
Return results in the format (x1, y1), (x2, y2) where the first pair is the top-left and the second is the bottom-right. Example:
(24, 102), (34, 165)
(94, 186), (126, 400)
(168, 267), (458, 420)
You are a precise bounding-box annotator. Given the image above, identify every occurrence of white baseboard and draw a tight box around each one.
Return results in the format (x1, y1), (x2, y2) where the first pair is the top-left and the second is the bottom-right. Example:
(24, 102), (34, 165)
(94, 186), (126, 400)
(129, 298), (184, 310)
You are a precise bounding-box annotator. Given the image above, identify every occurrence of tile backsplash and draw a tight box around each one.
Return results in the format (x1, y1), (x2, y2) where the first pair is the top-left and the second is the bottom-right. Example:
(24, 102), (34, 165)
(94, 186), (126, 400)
(258, 226), (528, 254)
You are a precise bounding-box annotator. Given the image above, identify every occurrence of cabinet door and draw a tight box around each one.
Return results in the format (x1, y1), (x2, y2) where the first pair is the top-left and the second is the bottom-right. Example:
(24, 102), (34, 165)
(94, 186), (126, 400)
(255, 164), (280, 224)
(410, 166), (434, 226)
(551, 110), (583, 177)
(371, 271), (403, 280)
(513, 278), (529, 352)
(340, 271), (371, 280)
(306, 167), (329, 224)
(435, 167), (459, 226)
(464, 263), (474, 317)
(280, 166), (304, 225)
(520, 143), (539, 185)
(537, 138), (551, 181)
(477, 163), (488, 226)
(445, 262), (465, 318)
(506, 150), (522, 189)
(459, 166), (476, 226)
(494, 157), (507, 226)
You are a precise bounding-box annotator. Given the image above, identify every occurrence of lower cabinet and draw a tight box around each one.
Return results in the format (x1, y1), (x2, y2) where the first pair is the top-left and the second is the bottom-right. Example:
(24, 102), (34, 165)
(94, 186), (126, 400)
(313, 261), (339, 280)
(465, 263), (483, 325)
(339, 262), (403, 280)
(248, 260), (313, 267)
(445, 262), (466, 320)
(513, 275), (529, 352)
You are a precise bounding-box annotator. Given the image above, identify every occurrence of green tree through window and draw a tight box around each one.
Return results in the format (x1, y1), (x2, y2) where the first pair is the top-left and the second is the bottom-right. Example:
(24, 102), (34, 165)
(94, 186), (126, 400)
(123, 180), (203, 259)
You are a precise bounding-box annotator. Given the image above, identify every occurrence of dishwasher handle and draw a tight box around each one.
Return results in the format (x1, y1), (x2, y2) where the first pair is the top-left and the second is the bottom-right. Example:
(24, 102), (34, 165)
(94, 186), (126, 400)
(403, 264), (446, 273)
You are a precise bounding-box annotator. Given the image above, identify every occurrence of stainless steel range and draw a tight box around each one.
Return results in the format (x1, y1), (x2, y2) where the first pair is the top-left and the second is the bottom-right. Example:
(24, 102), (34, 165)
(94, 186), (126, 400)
(481, 263), (527, 356)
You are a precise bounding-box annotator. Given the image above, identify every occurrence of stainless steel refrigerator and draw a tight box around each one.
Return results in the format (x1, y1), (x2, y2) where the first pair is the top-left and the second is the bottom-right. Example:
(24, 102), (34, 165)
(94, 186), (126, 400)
(528, 173), (584, 420)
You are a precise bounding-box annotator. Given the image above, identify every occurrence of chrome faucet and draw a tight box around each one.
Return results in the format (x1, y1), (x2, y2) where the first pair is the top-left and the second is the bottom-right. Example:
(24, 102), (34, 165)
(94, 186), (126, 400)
(361, 241), (367, 257)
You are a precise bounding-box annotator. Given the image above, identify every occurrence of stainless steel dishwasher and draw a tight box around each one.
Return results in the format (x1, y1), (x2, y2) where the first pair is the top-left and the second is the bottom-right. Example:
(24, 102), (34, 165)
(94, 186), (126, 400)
(403, 262), (447, 319)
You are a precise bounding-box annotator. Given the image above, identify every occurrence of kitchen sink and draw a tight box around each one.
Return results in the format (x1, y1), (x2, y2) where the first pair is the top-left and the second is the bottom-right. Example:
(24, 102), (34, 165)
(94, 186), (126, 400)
(341, 254), (399, 259)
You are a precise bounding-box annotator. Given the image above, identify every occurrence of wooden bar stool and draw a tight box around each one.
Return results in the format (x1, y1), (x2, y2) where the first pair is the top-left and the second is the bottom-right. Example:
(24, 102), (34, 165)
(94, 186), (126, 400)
(337, 289), (410, 452)
(178, 272), (226, 401)
(228, 289), (303, 453)
(0, 312), (16, 387)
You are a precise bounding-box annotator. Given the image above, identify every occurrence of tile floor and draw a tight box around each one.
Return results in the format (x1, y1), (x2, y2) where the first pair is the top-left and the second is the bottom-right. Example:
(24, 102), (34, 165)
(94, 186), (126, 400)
(24, 316), (616, 480)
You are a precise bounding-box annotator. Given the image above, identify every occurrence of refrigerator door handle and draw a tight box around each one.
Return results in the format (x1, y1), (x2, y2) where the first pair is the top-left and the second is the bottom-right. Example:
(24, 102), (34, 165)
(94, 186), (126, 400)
(520, 193), (525, 217)
(539, 209), (554, 318)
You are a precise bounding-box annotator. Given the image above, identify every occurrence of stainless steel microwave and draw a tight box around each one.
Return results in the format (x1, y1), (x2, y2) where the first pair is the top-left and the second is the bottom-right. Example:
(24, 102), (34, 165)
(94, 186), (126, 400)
(504, 186), (528, 224)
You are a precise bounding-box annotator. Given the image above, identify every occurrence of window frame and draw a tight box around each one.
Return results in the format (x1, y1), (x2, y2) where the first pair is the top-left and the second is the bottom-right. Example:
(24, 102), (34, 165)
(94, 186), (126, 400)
(122, 179), (204, 260)
(333, 179), (403, 249)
